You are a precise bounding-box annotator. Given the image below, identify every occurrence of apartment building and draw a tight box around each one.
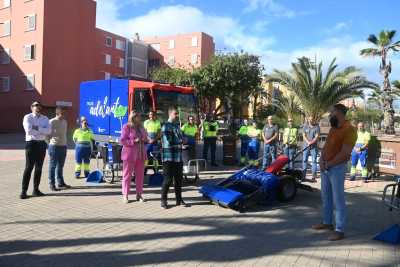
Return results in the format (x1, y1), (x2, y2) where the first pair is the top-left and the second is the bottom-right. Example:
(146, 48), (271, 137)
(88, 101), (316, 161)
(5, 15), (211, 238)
(0, 0), (148, 132)
(143, 32), (215, 69)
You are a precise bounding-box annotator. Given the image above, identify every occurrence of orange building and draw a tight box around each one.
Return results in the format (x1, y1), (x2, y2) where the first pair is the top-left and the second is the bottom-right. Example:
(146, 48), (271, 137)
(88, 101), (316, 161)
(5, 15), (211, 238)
(0, 0), (147, 132)
(143, 32), (215, 69)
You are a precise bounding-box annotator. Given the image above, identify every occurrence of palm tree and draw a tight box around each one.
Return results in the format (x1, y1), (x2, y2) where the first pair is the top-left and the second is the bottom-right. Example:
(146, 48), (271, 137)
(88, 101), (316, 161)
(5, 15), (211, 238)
(360, 30), (400, 134)
(271, 91), (302, 120)
(266, 57), (377, 123)
(368, 81), (400, 111)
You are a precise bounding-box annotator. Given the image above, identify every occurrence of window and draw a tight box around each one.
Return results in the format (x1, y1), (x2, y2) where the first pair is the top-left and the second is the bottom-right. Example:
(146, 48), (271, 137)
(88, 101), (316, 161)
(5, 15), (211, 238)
(104, 72), (111, 80)
(105, 36), (112, 47)
(0, 48), (10, 64)
(24, 44), (35, 60)
(105, 54), (111, 65)
(116, 39), (125, 51)
(119, 58), (124, 68)
(26, 74), (35, 90)
(191, 36), (198, 47)
(167, 55), (175, 66)
(24, 14), (36, 31)
(2, 0), (10, 8)
(169, 39), (175, 49)
(191, 54), (198, 64)
(1, 20), (11, 37)
(150, 43), (160, 51)
(0, 76), (10, 92)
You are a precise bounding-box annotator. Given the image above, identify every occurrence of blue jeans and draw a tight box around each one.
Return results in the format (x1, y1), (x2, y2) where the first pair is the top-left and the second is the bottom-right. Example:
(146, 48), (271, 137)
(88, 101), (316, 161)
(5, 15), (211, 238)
(262, 143), (277, 169)
(48, 145), (67, 186)
(284, 145), (296, 169)
(321, 163), (346, 233)
(302, 146), (318, 176)
(247, 138), (260, 160)
(240, 137), (249, 158)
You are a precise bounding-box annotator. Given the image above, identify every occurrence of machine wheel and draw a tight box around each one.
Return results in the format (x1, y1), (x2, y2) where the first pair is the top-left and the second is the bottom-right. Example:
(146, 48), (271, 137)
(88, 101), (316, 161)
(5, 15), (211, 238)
(277, 175), (297, 202)
(184, 174), (199, 184)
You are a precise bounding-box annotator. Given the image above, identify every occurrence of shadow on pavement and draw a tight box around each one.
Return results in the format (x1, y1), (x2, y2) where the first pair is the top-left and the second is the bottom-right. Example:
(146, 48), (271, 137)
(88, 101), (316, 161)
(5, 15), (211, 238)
(1, 187), (398, 267)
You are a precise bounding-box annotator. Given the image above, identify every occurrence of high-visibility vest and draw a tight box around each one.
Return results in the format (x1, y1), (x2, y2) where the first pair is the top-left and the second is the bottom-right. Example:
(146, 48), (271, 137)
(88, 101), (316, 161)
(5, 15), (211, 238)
(73, 128), (94, 143)
(239, 125), (248, 137)
(247, 125), (261, 139)
(144, 119), (161, 134)
(181, 123), (197, 137)
(283, 127), (298, 145)
(203, 121), (218, 137)
(356, 130), (371, 145)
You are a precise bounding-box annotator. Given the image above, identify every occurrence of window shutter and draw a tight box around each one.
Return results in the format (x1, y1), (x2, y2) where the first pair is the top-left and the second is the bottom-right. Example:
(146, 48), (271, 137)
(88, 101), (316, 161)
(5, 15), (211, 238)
(3, 20), (11, 36)
(1, 76), (10, 92)
(3, 0), (10, 8)
(26, 74), (35, 90)
(28, 15), (36, 31)
(191, 36), (198, 47)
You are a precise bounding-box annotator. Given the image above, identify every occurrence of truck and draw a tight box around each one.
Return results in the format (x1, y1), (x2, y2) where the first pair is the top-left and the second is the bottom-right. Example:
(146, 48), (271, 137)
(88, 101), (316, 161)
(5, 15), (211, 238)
(79, 78), (197, 141)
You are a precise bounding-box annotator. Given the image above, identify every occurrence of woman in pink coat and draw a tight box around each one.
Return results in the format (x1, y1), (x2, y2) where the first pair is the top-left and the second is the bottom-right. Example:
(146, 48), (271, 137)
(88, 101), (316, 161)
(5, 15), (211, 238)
(120, 111), (149, 203)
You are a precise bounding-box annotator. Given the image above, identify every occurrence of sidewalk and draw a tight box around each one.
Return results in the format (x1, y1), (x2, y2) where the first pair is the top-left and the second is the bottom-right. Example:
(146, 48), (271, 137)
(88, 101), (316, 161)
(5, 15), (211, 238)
(0, 134), (399, 266)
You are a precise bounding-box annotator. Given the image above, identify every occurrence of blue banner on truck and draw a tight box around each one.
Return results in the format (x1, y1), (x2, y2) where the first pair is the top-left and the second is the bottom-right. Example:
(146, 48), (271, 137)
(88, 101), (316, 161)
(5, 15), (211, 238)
(79, 79), (129, 137)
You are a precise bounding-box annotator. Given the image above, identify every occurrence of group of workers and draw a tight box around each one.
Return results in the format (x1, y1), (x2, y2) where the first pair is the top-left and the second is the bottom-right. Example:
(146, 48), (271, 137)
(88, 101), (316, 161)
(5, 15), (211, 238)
(237, 115), (371, 182)
(19, 100), (372, 205)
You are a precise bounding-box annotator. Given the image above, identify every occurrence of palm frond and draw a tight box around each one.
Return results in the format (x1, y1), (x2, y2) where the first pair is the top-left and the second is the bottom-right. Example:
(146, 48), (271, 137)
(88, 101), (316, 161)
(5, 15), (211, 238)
(367, 34), (379, 45)
(360, 48), (380, 57)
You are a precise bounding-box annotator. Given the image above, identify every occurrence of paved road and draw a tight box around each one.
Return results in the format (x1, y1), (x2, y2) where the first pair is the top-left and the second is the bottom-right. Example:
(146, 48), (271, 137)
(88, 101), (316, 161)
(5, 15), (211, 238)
(0, 136), (399, 266)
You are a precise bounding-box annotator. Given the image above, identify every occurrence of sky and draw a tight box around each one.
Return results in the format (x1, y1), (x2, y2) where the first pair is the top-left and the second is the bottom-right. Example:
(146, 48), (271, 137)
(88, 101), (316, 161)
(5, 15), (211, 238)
(95, 0), (400, 85)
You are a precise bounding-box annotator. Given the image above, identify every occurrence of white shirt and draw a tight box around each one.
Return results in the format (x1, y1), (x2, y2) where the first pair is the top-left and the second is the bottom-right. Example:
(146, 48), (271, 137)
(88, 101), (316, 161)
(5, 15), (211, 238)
(23, 113), (51, 141)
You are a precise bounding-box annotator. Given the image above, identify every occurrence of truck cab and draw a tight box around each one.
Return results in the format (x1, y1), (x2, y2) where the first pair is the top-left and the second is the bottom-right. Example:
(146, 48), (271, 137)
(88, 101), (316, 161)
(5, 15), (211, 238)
(79, 79), (197, 142)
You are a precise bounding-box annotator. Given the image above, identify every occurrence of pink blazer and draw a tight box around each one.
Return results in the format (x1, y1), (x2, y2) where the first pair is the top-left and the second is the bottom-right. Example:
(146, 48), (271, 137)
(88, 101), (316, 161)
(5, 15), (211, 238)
(120, 124), (148, 162)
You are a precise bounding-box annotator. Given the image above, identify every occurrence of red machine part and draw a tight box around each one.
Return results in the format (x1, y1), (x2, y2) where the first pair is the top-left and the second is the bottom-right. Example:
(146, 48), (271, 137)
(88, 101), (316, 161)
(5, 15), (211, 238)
(265, 155), (289, 175)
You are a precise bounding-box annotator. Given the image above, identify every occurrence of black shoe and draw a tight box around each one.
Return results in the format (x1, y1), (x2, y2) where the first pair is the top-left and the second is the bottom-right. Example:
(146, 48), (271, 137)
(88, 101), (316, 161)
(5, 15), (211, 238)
(58, 183), (72, 189)
(49, 185), (59, 192)
(161, 201), (168, 209)
(32, 190), (45, 197)
(20, 192), (28, 199)
(176, 199), (190, 207)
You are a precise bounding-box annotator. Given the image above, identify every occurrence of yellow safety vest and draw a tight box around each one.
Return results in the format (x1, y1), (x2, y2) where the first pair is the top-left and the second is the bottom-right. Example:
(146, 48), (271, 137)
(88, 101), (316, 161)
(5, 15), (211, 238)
(239, 126), (248, 137)
(247, 126), (261, 139)
(181, 123), (197, 137)
(203, 121), (218, 137)
(144, 119), (161, 134)
(356, 130), (371, 145)
(283, 127), (298, 145)
(73, 128), (94, 143)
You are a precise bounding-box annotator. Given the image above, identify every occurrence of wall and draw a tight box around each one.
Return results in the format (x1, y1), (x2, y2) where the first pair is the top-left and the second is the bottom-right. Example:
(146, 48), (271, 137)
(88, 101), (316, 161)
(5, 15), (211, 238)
(0, 0), (45, 132)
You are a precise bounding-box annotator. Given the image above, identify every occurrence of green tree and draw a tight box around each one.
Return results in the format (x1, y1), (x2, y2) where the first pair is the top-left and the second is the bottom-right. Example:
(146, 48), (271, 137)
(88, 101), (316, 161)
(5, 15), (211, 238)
(266, 57), (376, 123)
(271, 91), (302, 121)
(367, 81), (400, 114)
(149, 67), (191, 86)
(192, 53), (263, 118)
(360, 30), (400, 134)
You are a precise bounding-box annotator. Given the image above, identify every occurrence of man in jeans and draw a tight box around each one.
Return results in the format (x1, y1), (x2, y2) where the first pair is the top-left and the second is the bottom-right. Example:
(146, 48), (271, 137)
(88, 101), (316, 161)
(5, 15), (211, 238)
(161, 106), (189, 209)
(21, 101), (51, 199)
(48, 107), (71, 191)
(312, 104), (357, 241)
(302, 116), (321, 182)
(261, 116), (279, 169)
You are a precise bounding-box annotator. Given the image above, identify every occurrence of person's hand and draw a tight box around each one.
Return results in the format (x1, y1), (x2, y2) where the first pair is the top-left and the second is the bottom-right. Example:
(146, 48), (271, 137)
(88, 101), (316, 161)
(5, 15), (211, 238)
(134, 138), (140, 143)
(355, 147), (360, 153)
